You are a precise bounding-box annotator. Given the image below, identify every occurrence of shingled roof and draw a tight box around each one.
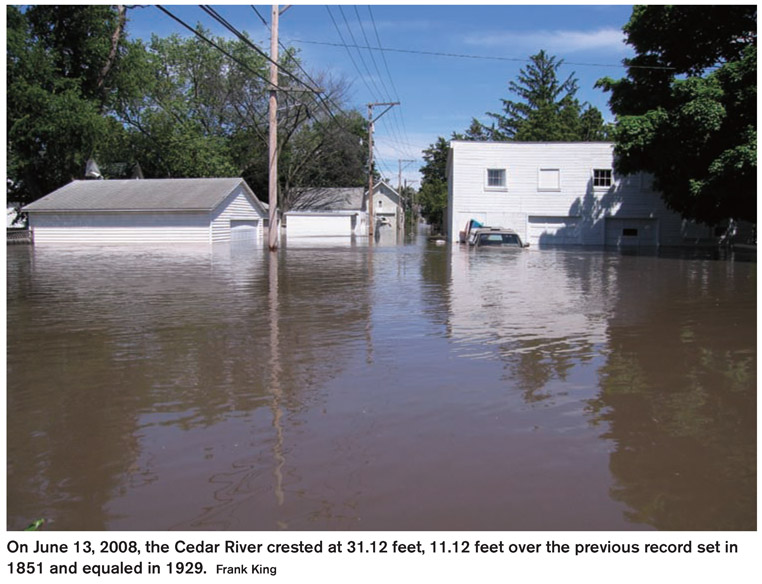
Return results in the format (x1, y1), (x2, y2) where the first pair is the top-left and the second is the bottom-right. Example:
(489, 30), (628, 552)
(23, 178), (261, 213)
(289, 187), (366, 211)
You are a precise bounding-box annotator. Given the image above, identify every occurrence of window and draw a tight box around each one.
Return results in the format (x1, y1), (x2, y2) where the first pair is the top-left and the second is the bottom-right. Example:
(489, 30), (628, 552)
(593, 169), (613, 188)
(486, 168), (507, 189)
(622, 228), (638, 237)
(538, 168), (560, 191)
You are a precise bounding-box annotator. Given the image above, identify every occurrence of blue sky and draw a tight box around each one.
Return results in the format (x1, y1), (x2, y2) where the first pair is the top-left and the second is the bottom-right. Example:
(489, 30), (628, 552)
(126, 4), (637, 187)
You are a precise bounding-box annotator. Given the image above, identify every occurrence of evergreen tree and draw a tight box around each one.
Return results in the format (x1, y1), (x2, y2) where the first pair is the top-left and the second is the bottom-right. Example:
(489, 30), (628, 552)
(482, 50), (608, 142)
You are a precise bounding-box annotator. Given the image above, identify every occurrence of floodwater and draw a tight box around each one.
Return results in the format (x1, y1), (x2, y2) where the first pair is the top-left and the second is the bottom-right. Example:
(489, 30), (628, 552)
(6, 231), (756, 531)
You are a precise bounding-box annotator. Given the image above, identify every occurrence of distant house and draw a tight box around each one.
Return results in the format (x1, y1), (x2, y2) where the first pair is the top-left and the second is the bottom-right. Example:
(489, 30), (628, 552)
(23, 178), (267, 245)
(371, 180), (404, 232)
(284, 181), (404, 238)
(447, 141), (715, 247)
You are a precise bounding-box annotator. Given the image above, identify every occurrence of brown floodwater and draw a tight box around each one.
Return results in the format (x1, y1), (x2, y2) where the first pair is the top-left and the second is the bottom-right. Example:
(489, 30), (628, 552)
(5, 232), (756, 531)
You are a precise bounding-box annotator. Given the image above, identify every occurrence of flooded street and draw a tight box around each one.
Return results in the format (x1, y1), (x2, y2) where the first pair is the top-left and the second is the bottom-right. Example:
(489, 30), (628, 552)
(6, 233), (756, 531)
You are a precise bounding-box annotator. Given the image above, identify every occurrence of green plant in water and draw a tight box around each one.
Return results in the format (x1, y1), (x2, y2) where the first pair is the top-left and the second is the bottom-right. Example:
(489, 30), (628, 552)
(24, 518), (46, 531)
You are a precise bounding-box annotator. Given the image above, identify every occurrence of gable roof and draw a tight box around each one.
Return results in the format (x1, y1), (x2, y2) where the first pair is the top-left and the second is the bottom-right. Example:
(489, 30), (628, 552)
(23, 178), (263, 213)
(290, 187), (366, 211)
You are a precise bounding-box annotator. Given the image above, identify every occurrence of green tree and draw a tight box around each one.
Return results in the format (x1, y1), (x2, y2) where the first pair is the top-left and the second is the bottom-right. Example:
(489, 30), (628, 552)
(113, 29), (268, 179)
(7, 5), (130, 203)
(417, 136), (450, 229)
(8, 6), (370, 207)
(484, 50), (609, 142)
(596, 5), (756, 225)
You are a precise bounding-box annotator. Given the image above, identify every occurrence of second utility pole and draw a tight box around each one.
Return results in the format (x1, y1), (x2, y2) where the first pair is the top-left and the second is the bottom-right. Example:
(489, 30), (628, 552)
(366, 101), (399, 238)
(268, 5), (280, 251)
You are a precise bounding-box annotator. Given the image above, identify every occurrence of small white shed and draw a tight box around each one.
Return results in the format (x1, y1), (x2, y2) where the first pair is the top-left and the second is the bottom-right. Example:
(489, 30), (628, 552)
(23, 178), (267, 245)
(285, 210), (367, 237)
(284, 187), (368, 238)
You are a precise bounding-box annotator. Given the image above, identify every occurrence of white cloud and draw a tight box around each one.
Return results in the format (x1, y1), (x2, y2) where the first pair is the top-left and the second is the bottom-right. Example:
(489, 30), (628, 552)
(464, 27), (628, 56)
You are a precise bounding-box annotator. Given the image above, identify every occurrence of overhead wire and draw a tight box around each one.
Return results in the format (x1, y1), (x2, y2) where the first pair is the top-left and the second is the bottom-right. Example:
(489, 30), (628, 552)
(353, 5), (412, 162)
(366, 6), (417, 162)
(155, 5), (276, 90)
(288, 37), (680, 71)
(157, 4), (416, 188)
(326, 6), (417, 172)
(200, 5), (363, 140)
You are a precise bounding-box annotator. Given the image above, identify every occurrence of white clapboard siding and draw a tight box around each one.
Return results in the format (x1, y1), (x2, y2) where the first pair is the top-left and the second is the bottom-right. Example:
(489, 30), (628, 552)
(30, 212), (211, 244)
(27, 179), (267, 246)
(210, 184), (265, 243)
(285, 212), (356, 237)
(447, 141), (701, 247)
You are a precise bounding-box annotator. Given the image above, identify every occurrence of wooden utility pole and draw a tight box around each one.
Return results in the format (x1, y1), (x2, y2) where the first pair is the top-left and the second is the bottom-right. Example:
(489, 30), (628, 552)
(268, 5), (280, 251)
(397, 159), (414, 232)
(366, 101), (399, 237)
(397, 159), (415, 193)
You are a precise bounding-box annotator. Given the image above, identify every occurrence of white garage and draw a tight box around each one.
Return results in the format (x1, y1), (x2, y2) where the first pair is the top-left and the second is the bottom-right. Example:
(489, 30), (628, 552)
(284, 211), (366, 237)
(527, 216), (581, 246)
(23, 178), (267, 245)
(605, 218), (658, 247)
(230, 219), (261, 241)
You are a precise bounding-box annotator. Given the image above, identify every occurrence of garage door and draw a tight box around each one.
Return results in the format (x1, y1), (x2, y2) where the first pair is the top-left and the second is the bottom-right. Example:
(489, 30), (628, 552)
(605, 218), (658, 247)
(527, 216), (581, 246)
(230, 219), (260, 241)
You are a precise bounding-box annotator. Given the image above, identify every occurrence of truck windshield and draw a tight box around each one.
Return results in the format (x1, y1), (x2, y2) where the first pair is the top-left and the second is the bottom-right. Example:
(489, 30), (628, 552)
(479, 233), (520, 245)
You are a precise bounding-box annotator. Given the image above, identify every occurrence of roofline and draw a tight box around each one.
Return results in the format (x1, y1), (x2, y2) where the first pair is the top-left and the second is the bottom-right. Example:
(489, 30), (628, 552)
(449, 140), (615, 146)
(22, 177), (266, 214)
(24, 208), (211, 214)
(284, 210), (364, 216)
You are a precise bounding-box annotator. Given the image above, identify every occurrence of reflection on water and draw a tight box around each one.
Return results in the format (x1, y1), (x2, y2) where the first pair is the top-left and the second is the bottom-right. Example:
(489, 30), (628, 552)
(6, 239), (756, 530)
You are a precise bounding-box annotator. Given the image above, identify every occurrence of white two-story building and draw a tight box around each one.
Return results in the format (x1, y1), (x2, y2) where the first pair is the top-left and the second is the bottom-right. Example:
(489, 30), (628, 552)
(446, 141), (714, 247)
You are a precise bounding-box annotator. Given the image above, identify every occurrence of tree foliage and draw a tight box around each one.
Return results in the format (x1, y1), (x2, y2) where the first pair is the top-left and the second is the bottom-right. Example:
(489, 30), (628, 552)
(597, 5), (756, 225)
(7, 5), (368, 209)
(418, 50), (610, 227)
(417, 137), (450, 229)
(482, 50), (610, 142)
(7, 5), (129, 203)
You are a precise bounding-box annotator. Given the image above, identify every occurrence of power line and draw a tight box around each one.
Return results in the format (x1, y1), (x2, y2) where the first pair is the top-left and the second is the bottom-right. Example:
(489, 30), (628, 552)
(250, 5), (269, 30)
(200, 5), (321, 95)
(350, 6), (411, 161)
(155, 5), (276, 90)
(337, 6), (386, 100)
(367, 6), (416, 161)
(288, 37), (680, 71)
(200, 5), (365, 139)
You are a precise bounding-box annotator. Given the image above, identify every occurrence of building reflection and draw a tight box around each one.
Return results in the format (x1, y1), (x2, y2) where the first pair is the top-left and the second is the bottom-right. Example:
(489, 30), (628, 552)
(6, 243), (373, 530)
(587, 255), (756, 530)
(433, 245), (756, 530)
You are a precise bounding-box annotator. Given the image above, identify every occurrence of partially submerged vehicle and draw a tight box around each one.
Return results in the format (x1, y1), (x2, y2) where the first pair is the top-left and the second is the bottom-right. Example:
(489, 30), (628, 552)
(461, 220), (529, 248)
(468, 226), (529, 248)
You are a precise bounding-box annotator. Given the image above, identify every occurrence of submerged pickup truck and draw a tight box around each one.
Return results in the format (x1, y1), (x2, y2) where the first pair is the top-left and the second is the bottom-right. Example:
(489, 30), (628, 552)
(465, 224), (529, 248)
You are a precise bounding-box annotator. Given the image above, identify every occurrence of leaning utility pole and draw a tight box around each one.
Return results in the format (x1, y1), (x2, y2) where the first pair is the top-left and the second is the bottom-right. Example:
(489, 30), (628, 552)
(366, 101), (399, 237)
(267, 5), (280, 251)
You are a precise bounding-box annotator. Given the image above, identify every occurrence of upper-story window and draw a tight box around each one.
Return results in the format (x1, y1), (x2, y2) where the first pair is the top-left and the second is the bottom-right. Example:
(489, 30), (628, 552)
(538, 168), (560, 191)
(485, 168), (507, 190)
(593, 168), (613, 188)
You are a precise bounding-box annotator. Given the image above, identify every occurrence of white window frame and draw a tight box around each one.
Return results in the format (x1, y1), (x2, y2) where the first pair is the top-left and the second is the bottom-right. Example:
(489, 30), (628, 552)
(485, 168), (508, 191)
(537, 168), (561, 192)
(593, 168), (613, 189)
